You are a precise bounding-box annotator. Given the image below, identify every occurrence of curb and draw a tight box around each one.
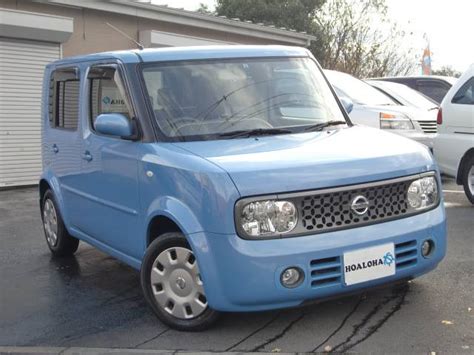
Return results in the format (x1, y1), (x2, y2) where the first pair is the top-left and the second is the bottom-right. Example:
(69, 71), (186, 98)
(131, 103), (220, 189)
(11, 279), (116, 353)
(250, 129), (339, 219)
(0, 347), (299, 355)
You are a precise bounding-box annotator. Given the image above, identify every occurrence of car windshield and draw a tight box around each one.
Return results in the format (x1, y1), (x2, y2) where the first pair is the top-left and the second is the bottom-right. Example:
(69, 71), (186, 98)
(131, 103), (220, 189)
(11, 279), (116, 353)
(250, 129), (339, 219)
(141, 57), (347, 141)
(326, 71), (397, 106)
(372, 81), (438, 110)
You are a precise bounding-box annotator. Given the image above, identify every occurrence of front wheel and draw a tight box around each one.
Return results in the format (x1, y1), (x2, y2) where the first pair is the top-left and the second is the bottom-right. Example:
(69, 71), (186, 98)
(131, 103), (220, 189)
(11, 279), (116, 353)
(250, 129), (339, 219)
(140, 232), (220, 331)
(462, 156), (474, 204)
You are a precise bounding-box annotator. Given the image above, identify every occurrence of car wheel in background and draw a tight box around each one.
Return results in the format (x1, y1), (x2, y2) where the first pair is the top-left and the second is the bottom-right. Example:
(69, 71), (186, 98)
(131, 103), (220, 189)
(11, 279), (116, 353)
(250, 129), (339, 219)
(461, 155), (474, 204)
(41, 190), (80, 256)
(140, 232), (220, 331)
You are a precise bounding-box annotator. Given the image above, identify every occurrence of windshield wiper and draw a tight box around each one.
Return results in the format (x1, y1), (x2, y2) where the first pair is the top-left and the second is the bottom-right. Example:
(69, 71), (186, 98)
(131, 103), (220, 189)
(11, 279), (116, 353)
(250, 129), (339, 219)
(218, 128), (293, 139)
(303, 120), (348, 132)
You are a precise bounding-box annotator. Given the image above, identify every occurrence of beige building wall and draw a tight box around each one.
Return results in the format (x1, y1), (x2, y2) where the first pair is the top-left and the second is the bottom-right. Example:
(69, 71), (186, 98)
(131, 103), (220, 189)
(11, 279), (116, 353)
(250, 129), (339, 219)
(1, 0), (287, 57)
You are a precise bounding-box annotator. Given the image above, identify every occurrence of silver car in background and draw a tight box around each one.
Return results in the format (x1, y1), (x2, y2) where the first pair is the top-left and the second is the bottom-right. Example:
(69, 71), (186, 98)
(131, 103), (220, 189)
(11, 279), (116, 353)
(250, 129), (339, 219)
(325, 70), (437, 148)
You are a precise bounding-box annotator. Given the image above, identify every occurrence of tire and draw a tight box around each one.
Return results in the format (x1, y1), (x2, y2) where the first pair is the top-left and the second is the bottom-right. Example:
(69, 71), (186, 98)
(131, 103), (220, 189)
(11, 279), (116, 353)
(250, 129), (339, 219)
(41, 190), (79, 257)
(461, 155), (474, 205)
(140, 232), (220, 331)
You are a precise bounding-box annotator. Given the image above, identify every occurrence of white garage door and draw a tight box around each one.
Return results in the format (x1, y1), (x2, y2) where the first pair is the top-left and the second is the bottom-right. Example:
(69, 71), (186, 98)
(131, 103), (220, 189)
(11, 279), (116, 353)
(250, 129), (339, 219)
(0, 38), (60, 187)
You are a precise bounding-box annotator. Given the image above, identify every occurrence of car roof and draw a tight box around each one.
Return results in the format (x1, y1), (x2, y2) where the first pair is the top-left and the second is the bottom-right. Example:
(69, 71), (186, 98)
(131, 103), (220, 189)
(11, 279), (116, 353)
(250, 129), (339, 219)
(369, 80), (410, 89)
(48, 45), (311, 66)
(369, 75), (458, 85)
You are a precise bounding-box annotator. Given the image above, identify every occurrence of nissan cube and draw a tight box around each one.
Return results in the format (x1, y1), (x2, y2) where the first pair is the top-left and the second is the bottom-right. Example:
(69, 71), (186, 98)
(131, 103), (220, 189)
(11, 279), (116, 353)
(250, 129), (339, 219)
(40, 46), (446, 331)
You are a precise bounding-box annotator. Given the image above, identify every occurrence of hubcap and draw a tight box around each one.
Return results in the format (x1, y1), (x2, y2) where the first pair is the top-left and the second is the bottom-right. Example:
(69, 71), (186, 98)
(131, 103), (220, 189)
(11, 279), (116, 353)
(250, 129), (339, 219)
(43, 199), (58, 247)
(150, 247), (208, 319)
(468, 165), (474, 196)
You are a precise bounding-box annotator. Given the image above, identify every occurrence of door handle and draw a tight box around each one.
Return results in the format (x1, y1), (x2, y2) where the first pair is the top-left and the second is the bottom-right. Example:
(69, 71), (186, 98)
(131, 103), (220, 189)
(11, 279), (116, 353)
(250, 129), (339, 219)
(82, 151), (93, 162)
(52, 144), (59, 154)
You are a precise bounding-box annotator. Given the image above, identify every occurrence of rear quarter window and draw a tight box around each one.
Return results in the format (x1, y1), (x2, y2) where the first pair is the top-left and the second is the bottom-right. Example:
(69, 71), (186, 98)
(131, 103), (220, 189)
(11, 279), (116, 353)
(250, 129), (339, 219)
(49, 67), (80, 130)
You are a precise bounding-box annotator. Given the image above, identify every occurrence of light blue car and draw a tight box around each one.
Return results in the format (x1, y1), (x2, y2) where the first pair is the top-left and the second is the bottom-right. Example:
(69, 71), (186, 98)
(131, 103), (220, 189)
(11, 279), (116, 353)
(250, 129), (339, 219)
(40, 45), (446, 330)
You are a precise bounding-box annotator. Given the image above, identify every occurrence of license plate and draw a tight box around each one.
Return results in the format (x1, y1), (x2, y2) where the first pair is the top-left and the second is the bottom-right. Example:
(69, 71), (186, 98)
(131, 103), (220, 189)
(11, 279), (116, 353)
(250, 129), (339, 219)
(343, 243), (396, 286)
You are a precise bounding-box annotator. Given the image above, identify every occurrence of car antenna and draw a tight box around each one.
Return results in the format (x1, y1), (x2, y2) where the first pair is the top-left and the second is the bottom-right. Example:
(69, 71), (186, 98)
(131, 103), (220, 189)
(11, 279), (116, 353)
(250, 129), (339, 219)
(106, 22), (145, 50)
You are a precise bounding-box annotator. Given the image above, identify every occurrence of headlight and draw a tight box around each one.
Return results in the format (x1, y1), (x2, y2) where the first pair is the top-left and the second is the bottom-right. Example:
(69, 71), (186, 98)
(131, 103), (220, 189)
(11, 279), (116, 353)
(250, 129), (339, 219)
(407, 176), (439, 211)
(239, 200), (297, 238)
(380, 112), (414, 130)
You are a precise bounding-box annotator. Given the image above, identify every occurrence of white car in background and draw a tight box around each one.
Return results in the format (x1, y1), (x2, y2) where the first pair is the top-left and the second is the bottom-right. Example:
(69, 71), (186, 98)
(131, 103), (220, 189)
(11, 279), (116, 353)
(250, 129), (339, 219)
(434, 64), (474, 204)
(325, 70), (437, 148)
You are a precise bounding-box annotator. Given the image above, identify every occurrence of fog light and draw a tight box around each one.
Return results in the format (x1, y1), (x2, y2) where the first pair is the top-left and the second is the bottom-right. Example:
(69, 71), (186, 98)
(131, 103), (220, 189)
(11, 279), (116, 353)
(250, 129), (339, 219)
(280, 267), (304, 288)
(421, 239), (434, 258)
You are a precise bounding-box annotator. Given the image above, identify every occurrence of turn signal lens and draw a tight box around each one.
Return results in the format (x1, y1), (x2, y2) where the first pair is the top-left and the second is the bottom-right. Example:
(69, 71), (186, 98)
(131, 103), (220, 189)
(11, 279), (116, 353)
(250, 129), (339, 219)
(380, 112), (397, 119)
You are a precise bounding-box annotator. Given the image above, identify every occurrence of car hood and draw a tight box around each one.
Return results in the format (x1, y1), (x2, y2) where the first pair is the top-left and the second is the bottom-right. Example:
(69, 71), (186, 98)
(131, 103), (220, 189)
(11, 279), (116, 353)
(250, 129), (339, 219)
(356, 104), (437, 121)
(173, 126), (435, 197)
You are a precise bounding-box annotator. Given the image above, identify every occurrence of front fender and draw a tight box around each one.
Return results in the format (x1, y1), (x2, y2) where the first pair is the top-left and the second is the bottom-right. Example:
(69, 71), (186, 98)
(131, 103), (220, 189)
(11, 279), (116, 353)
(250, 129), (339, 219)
(145, 195), (204, 239)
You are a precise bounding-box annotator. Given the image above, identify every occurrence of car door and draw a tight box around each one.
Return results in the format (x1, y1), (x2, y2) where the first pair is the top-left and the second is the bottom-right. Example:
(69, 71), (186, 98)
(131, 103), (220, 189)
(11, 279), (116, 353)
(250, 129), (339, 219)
(44, 67), (84, 223)
(72, 63), (141, 258)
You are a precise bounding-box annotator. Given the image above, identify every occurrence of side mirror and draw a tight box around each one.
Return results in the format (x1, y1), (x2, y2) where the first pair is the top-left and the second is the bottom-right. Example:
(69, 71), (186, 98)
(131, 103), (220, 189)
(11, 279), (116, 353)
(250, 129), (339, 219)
(340, 97), (354, 114)
(94, 113), (136, 139)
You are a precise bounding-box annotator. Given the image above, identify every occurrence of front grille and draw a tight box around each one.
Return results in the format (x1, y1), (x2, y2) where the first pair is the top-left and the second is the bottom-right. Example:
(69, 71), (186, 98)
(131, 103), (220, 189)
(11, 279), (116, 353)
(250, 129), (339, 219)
(417, 120), (437, 134)
(299, 179), (411, 233)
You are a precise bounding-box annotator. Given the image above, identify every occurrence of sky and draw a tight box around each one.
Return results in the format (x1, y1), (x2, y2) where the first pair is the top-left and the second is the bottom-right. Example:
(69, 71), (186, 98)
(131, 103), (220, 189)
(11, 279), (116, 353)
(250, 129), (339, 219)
(151, 0), (473, 73)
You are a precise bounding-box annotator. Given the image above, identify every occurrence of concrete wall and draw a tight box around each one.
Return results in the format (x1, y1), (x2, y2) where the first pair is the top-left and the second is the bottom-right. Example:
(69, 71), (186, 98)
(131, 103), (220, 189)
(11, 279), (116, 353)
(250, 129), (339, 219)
(1, 0), (286, 57)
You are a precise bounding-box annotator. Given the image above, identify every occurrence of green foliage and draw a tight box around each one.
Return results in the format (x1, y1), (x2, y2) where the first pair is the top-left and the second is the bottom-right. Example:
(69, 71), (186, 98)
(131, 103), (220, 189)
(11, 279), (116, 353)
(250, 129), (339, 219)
(197, 3), (213, 14)
(215, 0), (325, 32)
(432, 66), (461, 78)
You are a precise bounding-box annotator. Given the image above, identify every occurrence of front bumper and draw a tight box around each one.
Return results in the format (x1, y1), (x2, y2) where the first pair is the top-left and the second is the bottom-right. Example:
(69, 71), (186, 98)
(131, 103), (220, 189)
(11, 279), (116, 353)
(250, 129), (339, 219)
(188, 204), (446, 312)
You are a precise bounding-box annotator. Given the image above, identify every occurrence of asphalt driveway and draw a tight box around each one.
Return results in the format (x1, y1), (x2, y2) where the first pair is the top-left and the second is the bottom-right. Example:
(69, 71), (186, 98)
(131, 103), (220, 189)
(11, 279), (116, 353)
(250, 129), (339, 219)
(0, 179), (472, 353)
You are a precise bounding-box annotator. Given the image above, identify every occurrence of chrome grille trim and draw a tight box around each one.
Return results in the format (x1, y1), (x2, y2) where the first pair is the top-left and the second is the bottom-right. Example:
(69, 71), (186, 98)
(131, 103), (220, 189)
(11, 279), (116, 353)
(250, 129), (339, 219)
(417, 120), (437, 134)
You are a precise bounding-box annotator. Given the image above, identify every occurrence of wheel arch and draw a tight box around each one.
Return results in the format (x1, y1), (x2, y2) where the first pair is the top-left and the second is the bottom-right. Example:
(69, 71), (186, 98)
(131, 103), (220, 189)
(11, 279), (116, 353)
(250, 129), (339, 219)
(456, 148), (474, 185)
(147, 215), (183, 247)
(145, 196), (204, 249)
(39, 179), (51, 209)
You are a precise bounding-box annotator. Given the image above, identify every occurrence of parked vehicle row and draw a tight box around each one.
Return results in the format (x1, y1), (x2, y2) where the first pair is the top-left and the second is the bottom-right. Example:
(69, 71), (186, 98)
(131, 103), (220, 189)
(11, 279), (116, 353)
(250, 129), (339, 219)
(356, 65), (473, 204)
(40, 45), (446, 331)
(325, 70), (437, 148)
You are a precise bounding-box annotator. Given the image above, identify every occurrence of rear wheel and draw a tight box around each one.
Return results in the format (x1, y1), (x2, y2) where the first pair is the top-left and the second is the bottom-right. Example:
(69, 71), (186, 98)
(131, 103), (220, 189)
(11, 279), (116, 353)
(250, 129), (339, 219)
(140, 232), (219, 331)
(41, 190), (79, 256)
(461, 156), (474, 204)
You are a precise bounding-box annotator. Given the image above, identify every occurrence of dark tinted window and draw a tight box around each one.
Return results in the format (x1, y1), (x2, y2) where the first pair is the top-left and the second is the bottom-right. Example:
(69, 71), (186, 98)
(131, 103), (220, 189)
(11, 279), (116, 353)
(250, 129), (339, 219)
(452, 77), (474, 105)
(416, 80), (450, 103)
(49, 68), (80, 130)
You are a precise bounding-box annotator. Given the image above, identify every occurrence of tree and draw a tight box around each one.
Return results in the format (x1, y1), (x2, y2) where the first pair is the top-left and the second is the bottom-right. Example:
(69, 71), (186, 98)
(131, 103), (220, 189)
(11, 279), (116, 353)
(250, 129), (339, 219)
(214, 0), (326, 33)
(197, 3), (213, 14)
(213, 0), (417, 78)
(432, 65), (461, 78)
(315, 0), (417, 77)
